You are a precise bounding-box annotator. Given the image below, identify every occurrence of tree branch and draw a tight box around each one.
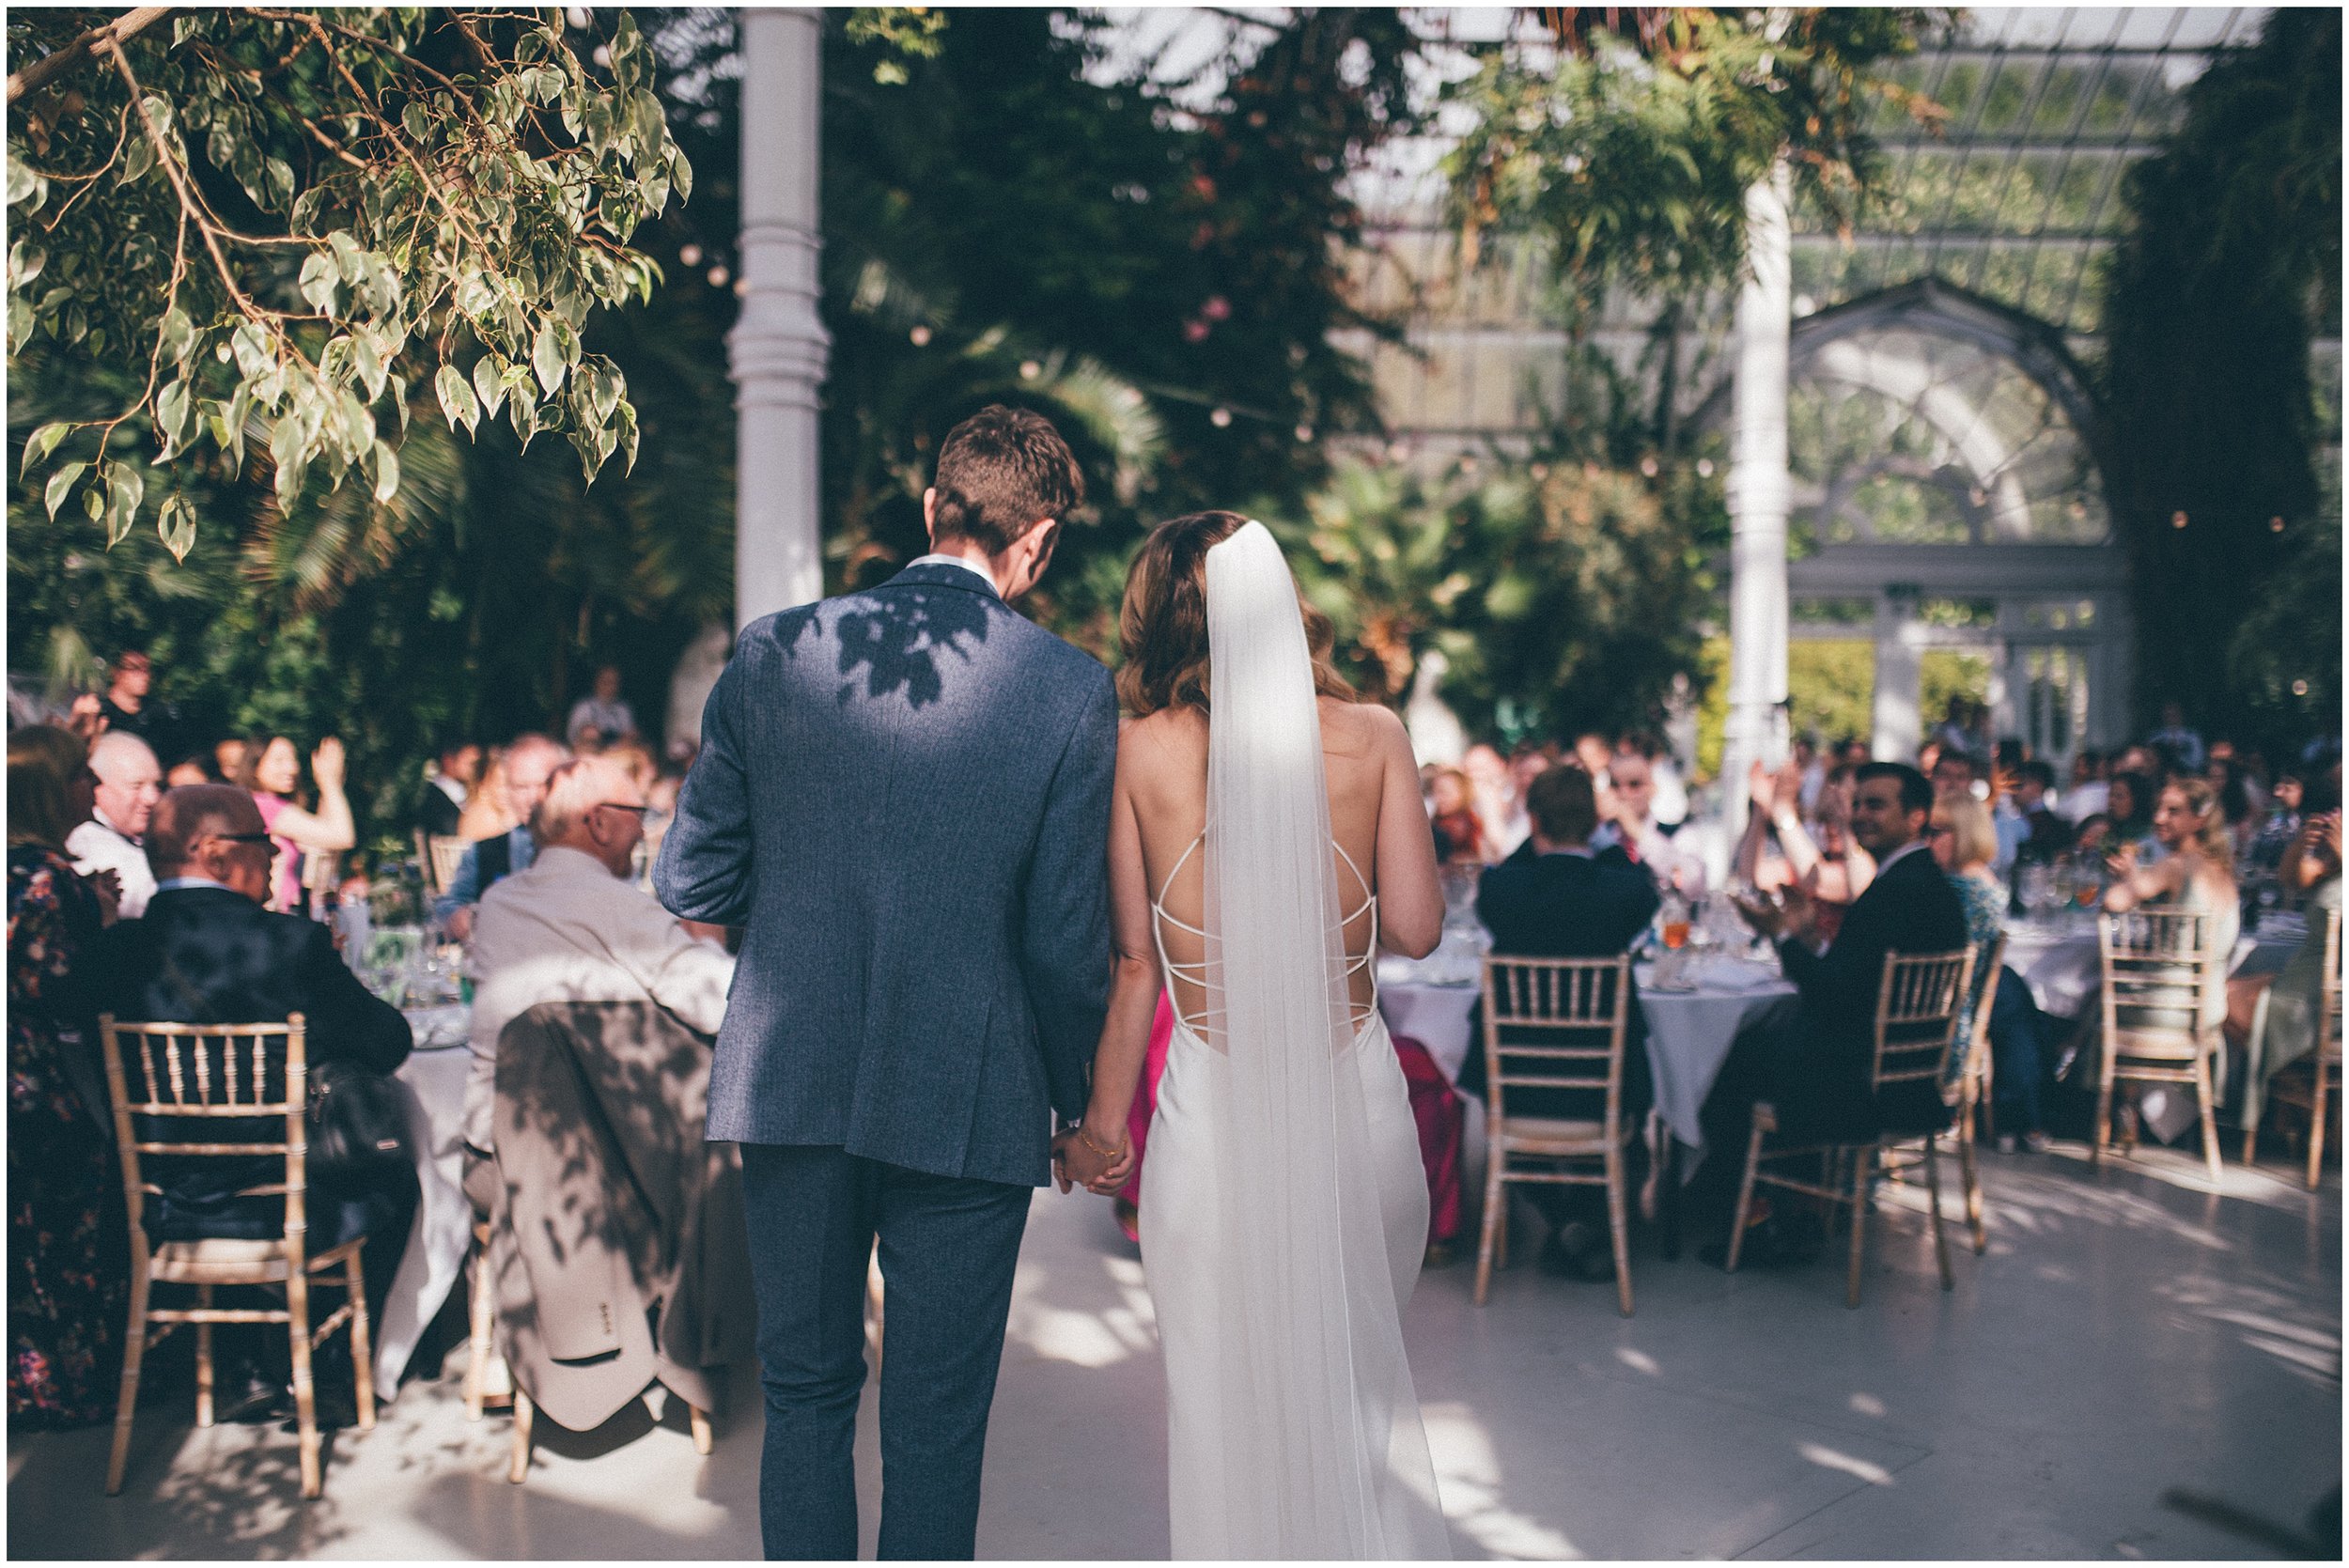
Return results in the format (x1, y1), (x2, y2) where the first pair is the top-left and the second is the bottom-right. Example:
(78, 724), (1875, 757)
(7, 8), (173, 105)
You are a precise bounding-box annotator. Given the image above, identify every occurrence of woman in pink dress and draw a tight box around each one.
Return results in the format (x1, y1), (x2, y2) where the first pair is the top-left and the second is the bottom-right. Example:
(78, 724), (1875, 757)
(240, 736), (356, 914)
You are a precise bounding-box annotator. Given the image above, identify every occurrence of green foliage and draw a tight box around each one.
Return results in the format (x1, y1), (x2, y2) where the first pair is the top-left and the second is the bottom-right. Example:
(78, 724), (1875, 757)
(803, 8), (1427, 651)
(2098, 7), (2341, 745)
(1787, 641), (1875, 748)
(1444, 8), (1946, 306)
(7, 7), (687, 556)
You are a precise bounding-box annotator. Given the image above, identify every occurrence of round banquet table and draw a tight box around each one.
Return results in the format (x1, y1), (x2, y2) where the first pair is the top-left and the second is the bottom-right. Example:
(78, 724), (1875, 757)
(1376, 965), (1482, 1083)
(371, 1003), (474, 1395)
(2002, 911), (2307, 1019)
(1634, 955), (1797, 1171)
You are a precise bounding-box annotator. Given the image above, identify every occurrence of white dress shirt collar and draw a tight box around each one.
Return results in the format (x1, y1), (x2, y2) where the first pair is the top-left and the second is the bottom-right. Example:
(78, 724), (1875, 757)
(907, 552), (1001, 597)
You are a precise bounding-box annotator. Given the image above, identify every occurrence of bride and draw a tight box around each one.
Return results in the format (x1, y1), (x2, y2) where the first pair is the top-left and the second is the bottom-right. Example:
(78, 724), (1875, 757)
(1055, 513), (1453, 1559)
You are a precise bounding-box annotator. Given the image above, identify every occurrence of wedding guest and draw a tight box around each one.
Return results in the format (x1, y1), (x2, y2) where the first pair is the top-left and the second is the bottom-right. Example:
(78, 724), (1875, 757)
(1619, 732), (1688, 827)
(1794, 735), (1827, 815)
(1735, 760), (1874, 943)
(1929, 796), (2004, 1080)
(2009, 760), (2075, 865)
(461, 756), (735, 1209)
(1932, 748), (1979, 801)
(2248, 771), (2309, 876)
(8, 726), (128, 1429)
(1699, 763), (1969, 1259)
(68, 648), (190, 768)
(213, 737), (248, 786)
(457, 748), (518, 843)
(1572, 731), (1615, 781)
(1595, 746), (1704, 894)
(2103, 776), (2240, 1041)
(565, 664), (638, 750)
(68, 730), (162, 921)
(1464, 742), (1523, 859)
(1428, 766), (1489, 865)
(1472, 765), (1658, 1279)
(2232, 796), (2341, 1145)
(163, 757), (211, 789)
(239, 736), (357, 914)
(2105, 771), (2157, 860)
(2063, 749), (2109, 823)
(437, 733), (568, 940)
(2149, 701), (2207, 774)
(419, 740), (481, 838)
(93, 784), (415, 1420)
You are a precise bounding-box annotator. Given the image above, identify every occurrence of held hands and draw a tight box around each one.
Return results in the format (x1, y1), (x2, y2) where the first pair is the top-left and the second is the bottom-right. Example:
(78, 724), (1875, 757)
(1052, 1123), (1133, 1196)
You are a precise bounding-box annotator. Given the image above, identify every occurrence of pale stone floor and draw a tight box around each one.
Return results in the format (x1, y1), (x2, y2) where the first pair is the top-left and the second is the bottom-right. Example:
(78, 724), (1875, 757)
(10, 1139), (2341, 1560)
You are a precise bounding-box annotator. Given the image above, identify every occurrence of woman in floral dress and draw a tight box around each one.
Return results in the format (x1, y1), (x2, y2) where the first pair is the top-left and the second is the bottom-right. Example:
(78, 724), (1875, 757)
(8, 724), (128, 1428)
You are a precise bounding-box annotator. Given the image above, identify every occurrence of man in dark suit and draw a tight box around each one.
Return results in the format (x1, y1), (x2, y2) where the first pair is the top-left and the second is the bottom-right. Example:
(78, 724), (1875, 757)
(1696, 761), (1969, 1253)
(657, 406), (1114, 1560)
(94, 784), (415, 1413)
(1471, 765), (1659, 1278)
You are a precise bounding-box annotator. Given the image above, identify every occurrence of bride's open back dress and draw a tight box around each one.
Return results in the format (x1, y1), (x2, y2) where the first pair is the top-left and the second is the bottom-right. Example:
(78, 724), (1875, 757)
(1134, 522), (1450, 1560)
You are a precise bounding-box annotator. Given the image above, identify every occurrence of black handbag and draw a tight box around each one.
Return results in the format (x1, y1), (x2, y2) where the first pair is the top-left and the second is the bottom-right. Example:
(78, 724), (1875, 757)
(305, 1060), (412, 1184)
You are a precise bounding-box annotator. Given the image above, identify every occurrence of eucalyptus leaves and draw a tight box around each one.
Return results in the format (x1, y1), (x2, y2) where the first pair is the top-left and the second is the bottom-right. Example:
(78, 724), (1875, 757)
(7, 8), (687, 560)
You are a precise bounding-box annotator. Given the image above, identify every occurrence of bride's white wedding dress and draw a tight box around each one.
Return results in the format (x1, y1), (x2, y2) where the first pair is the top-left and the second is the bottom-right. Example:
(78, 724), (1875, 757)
(1134, 521), (1450, 1560)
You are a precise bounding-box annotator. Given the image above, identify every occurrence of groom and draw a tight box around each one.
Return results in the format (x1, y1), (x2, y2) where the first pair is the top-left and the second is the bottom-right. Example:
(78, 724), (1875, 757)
(657, 406), (1117, 1560)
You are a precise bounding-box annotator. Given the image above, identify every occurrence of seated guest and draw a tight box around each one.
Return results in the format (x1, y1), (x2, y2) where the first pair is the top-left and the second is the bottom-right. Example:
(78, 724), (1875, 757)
(94, 785), (415, 1416)
(1735, 760), (1873, 944)
(461, 755), (736, 1211)
(1698, 763), (1969, 1258)
(565, 664), (639, 750)
(1471, 766), (1659, 1279)
(1594, 746), (1705, 895)
(436, 733), (568, 940)
(1932, 794), (2059, 1150)
(456, 748), (517, 843)
(2102, 777), (2240, 1062)
(238, 735), (357, 915)
(419, 741), (480, 838)
(1428, 766), (1489, 865)
(2247, 769), (2307, 877)
(68, 731), (163, 922)
(2010, 760), (2074, 866)
(2103, 771), (2157, 860)
(9, 725), (130, 1428)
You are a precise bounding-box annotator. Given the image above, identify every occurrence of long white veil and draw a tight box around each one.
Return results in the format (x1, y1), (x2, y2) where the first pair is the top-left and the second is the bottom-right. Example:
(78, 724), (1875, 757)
(1200, 520), (1448, 1558)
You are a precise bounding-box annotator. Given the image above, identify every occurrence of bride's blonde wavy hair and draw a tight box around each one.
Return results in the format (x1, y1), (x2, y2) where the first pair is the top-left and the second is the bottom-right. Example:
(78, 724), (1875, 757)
(1116, 511), (1356, 718)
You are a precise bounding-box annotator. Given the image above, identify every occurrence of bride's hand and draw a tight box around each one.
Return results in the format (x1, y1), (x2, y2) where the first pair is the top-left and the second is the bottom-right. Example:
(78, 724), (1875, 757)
(1059, 1125), (1133, 1194)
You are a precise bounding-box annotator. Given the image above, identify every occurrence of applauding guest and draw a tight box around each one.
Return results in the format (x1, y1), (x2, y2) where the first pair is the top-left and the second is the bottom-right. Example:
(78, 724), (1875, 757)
(419, 741), (481, 838)
(239, 736), (357, 915)
(1697, 764), (1968, 1259)
(2102, 777), (2239, 1040)
(1595, 745), (1705, 895)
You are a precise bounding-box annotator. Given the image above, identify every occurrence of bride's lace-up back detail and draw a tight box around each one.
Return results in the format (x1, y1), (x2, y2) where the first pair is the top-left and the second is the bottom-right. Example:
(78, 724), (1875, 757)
(1151, 833), (1381, 1047)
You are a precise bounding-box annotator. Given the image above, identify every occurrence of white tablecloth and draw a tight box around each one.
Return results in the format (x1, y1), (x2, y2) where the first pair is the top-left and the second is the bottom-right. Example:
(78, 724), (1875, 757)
(2004, 915), (2304, 1018)
(372, 1006), (473, 1393)
(1635, 958), (1797, 1166)
(1377, 969), (1483, 1082)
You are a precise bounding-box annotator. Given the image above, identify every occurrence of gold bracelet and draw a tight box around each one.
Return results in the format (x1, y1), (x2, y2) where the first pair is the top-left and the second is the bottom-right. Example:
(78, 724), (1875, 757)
(1076, 1123), (1128, 1162)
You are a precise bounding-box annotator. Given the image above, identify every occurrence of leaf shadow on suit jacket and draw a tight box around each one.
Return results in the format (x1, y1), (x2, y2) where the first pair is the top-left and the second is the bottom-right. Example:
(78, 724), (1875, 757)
(656, 562), (1120, 1189)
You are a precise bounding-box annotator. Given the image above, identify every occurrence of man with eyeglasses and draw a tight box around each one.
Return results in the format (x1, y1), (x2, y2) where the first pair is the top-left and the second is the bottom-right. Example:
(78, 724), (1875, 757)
(462, 755), (736, 1198)
(95, 784), (416, 1421)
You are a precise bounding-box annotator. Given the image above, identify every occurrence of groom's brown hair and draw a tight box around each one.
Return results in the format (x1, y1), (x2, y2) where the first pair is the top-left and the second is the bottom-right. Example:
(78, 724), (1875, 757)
(930, 405), (1084, 556)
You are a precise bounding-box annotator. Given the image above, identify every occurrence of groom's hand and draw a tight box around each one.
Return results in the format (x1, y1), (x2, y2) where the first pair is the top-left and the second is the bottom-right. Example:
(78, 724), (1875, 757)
(1050, 1128), (1079, 1194)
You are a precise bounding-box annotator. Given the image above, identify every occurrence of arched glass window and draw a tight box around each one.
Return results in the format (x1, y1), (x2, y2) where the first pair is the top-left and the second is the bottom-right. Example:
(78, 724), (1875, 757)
(1789, 323), (2109, 550)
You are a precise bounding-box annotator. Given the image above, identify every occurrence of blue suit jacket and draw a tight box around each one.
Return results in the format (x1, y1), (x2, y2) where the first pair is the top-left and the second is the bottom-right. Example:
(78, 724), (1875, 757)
(654, 563), (1116, 1187)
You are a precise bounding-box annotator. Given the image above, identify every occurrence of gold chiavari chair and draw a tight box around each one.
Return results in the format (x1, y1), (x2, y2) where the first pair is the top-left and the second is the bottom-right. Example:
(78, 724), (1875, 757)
(1474, 955), (1638, 1316)
(2095, 909), (2225, 1183)
(99, 1013), (376, 1499)
(1727, 949), (1975, 1308)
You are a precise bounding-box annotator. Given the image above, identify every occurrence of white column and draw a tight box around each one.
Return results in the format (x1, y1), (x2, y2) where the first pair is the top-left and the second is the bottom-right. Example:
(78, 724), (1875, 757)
(1873, 595), (1923, 762)
(1721, 163), (1794, 831)
(730, 8), (830, 630)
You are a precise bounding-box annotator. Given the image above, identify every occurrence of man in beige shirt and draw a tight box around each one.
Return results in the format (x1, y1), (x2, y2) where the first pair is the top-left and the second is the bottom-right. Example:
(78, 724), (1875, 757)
(463, 755), (735, 1203)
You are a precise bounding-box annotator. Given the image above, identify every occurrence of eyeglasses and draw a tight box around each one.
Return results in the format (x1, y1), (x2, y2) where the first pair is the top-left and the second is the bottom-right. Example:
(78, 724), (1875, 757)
(209, 831), (275, 845)
(593, 802), (649, 815)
